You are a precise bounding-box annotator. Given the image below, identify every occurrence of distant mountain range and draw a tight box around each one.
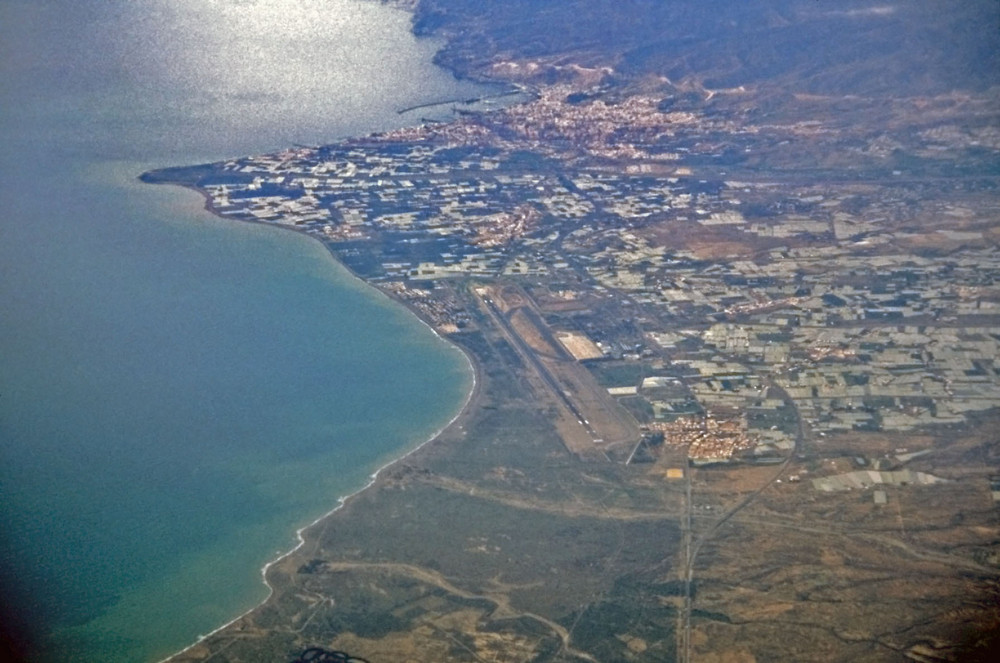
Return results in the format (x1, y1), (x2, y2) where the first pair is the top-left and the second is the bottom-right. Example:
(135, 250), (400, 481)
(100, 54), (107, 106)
(414, 0), (1000, 97)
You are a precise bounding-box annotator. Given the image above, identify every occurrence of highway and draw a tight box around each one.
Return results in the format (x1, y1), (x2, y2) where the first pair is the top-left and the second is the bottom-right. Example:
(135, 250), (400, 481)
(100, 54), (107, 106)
(677, 381), (804, 663)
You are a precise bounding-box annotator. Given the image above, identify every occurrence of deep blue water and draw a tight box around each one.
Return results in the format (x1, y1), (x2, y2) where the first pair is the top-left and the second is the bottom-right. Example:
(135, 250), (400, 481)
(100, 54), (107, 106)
(0, 1), (490, 660)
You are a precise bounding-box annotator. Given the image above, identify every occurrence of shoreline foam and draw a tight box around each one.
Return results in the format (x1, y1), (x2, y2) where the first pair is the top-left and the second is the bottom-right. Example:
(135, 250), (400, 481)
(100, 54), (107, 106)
(149, 0), (507, 652)
(154, 194), (481, 662)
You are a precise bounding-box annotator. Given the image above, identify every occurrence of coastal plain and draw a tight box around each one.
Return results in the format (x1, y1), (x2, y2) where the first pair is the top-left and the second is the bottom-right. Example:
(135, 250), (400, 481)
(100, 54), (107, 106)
(159, 1), (1000, 661)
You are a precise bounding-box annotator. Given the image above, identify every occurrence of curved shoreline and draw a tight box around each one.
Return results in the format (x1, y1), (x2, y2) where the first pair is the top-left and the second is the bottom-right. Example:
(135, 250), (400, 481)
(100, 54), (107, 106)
(148, 2), (514, 655)
(158, 364), (479, 663)
(153, 182), (484, 663)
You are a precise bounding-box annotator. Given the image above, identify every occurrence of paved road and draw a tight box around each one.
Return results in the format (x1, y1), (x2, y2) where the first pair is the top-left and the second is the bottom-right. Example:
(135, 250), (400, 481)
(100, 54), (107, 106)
(678, 380), (804, 663)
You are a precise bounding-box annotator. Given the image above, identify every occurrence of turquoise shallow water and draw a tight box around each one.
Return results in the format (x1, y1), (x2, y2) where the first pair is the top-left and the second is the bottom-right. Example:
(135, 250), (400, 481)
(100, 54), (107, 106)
(0, 1), (489, 660)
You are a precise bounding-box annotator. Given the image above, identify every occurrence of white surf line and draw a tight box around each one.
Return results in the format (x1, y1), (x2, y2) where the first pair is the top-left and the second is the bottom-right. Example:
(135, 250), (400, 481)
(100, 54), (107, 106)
(159, 270), (478, 663)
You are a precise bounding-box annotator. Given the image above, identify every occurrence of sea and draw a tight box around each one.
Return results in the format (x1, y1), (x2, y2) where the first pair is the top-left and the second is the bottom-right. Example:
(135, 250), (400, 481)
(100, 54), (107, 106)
(0, 1), (496, 660)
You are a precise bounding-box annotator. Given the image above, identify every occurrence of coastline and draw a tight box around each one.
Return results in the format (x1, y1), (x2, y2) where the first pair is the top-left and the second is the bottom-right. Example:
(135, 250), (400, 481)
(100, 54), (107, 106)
(145, 2), (514, 656)
(159, 361), (479, 663)
(149, 178), (485, 663)
(128, 1), (1000, 660)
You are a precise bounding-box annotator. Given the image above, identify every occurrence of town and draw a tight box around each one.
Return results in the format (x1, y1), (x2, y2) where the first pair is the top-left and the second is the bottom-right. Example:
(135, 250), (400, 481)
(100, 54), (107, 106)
(152, 2), (1000, 659)
(154, 85), (1000, 469)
